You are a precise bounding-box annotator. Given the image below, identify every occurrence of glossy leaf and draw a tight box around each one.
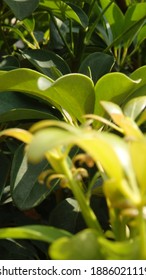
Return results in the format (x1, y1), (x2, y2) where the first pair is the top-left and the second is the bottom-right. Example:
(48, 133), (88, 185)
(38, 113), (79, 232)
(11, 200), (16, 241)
(4, 0), (39, 20)
(0, 153), (10, 200)
(0, 128), (32, 144)
(79, 52), (115, 83)
(0, 109), (56, 123)
(100, 0), (124, 44)
(94, 72), (140, 117)
(68, 2), (88, 28)
(98, 236), (138, 260)
(0, 225), (72, 243)
(123, 3), (146, 47)
(130, 66), (146, 98)
(135, 24), (146, 49)
(101, 101), (143, 139)
(49, 198), (81, 234)
(0, 90), (58, 123)
(22, 49), (70, 79)
(49, 229), (102, 260)
(26, 126), (124, 181)
(123, 96), (146, 121)
(129, 139), (146, 200)
(10, 145), (54, 210)
(39, 0), (83, 26)
(46, 74), (95, 122)
(0, 56), (20, 71)
(0, 70), (94, 122)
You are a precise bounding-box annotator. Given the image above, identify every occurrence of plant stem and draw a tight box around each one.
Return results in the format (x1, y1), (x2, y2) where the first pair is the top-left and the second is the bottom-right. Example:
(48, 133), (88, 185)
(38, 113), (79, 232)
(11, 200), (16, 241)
(50, 13), (75, 59)
(85, 0), (115, 45)
(61, 156), (103, 235)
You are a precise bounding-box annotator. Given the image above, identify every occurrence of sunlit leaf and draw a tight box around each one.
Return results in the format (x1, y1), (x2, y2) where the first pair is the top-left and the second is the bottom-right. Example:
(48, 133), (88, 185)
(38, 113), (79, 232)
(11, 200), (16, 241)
(39, 0), (83, 26)
(0, 225), (72, 243)
(101, 101), (143, 139)
(94, 72), (140, 117)
(0, 128), (32, 144)
(49, 229), (102, 260)
(0, 70), (95, 122)
(123, 96), (146, 121)
(129, 138), (146, 200)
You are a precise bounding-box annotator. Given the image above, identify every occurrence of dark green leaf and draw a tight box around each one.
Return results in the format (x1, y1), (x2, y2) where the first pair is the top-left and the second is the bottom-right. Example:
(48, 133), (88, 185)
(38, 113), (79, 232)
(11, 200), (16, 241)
(79, 52), (115, 83)
(0, 56), (20, 71)
(11, 145), (55, 210)
(22, 49), (70, 79)
(49, 198), (81, 234)
(0, 225), (72, 243)
(0, 153), (10, 200)
(4, 0), (39, 20)
(0, 91), (58, 123)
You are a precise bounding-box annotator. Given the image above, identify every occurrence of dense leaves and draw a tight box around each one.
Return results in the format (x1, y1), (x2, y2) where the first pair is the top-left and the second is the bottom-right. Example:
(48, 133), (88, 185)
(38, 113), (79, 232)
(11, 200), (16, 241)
(0, 0), (146, 260)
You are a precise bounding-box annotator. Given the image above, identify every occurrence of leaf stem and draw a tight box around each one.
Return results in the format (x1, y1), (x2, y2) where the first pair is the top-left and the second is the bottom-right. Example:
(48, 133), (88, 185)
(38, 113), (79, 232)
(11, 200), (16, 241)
(50, 13), (75, 59)
(60, 156), (103, 234)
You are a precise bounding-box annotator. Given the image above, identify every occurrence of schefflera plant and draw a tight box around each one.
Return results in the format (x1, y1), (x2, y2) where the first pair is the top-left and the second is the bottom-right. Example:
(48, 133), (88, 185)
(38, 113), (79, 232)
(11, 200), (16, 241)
(0, 96), (146, 260)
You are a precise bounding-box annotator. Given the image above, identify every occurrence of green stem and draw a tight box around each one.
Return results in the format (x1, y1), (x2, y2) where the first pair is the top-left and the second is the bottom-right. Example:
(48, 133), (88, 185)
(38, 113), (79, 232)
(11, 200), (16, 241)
(50, 13), (75, 59)
(30, 31), (40, 49)
(61, 156), (103, 235)
(85, 0), (115, 45)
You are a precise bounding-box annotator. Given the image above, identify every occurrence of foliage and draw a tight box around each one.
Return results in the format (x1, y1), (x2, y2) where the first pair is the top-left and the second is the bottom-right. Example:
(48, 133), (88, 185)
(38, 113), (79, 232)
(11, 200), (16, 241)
(0, 0), (146, 259)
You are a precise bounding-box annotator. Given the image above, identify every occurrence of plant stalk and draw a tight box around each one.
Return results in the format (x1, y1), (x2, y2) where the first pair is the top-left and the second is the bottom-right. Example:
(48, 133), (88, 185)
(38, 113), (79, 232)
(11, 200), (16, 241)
(60, 156), (103, 235)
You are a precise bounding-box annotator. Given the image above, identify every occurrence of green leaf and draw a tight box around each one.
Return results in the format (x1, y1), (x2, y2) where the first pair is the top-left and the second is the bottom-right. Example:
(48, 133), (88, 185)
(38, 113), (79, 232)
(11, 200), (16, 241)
(45, 74), (95, 122)
(130, 66), (146, 98)
(136, 24), (146, 47)
(98, 236), (139, 260)
(129, 139), (146, 200)
(22, 49), (70, 79)
(0, 153), (10, 200)
(100, 0), (124, 44)
(0, 109), (56, 123)
(79, 52), (115, 84)
(0, 69), (54, 104)
(94, 72), (140, 117)
(39, 0), (83, 26)
(0, 225), (72, 244)
(101, 101), (143, 139)
(26, 127), (124, 182)
(4, 0), (39, 20)
(11, 145), (55, 210)
(67, 2), (88, 28)
(0, 70), (94, 122)
(0, 128), (32, 144)
(123, 3), (146, 47)
(123, 96), (146, 121)
(49, 198), (81, 234)
(49, 229), (102, 260)
(22, 17), (35, 33)
(0, 56), (20, 71)
(0, 91), (58, 123)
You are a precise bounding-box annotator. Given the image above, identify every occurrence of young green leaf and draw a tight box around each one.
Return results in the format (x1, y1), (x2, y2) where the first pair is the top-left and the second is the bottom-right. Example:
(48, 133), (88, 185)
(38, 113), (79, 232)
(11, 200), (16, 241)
(94, 72), (141, 117)
(123, 96), (146, 121)
(49, 229), (102, 260)
(0, 225), (72, 244)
